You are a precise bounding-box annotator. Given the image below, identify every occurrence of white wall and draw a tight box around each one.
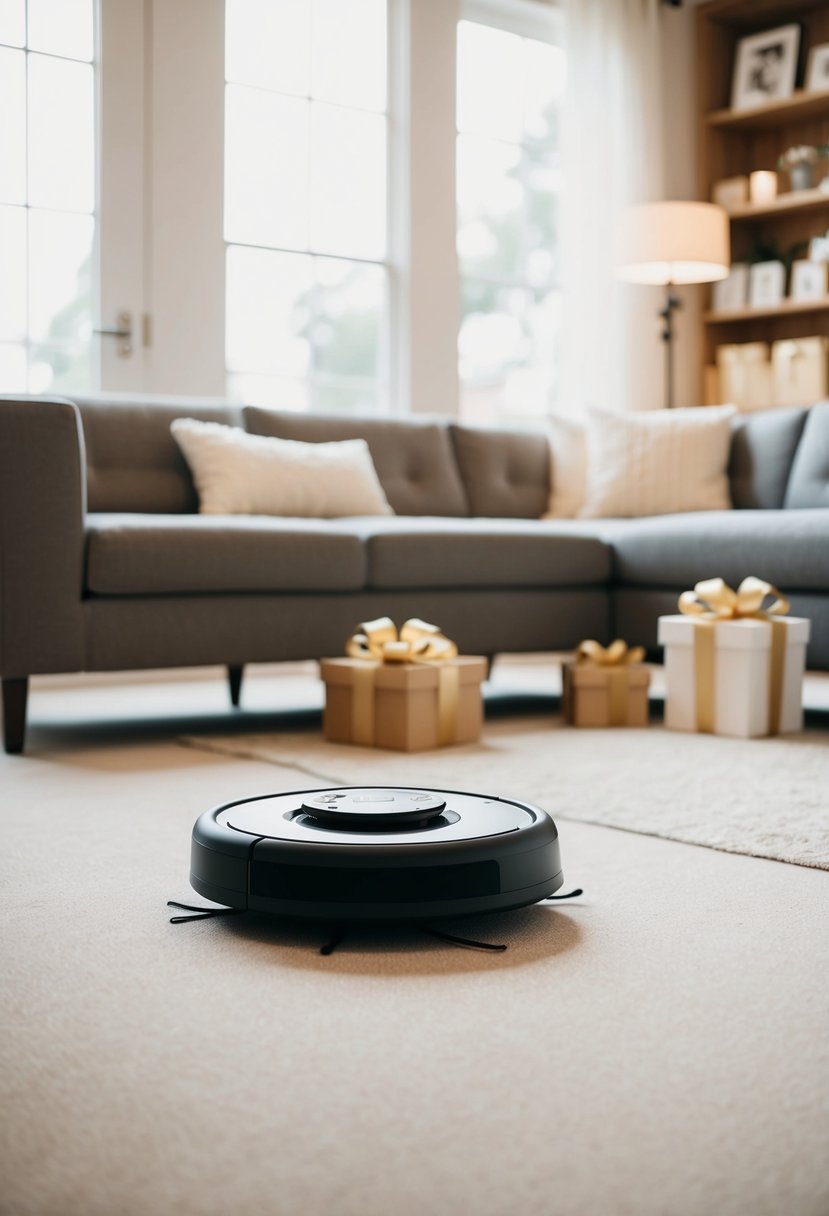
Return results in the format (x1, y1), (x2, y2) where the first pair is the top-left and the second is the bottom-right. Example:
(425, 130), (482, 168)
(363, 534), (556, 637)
(404, 0), (461, 415)
(148, 0), (226, 395)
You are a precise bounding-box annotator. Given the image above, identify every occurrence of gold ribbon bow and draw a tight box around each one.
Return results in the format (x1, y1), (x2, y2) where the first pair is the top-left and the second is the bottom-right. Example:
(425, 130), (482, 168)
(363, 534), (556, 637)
(678, 577), (789, 622)
(345, 617), (459, 745)
(346, 616), (458, 664)
(677, 577), (790, 734)
(576, 639), (645, 667)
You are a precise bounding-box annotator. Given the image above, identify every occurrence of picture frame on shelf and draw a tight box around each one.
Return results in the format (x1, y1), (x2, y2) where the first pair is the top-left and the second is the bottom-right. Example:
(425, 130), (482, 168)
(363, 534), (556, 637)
(749, 261), (785, 309)
(808, 234), (829, 262)
(730, 24), (801, 111)
(712, 264), (749, 311)
(789, 259), (828, 302)
(712, 176), (748, 209)
(805, 43), (829, 92)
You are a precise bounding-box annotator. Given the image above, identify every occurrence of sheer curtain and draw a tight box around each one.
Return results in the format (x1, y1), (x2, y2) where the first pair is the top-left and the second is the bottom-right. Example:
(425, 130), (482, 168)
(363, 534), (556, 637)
(559, 0), (665, 413)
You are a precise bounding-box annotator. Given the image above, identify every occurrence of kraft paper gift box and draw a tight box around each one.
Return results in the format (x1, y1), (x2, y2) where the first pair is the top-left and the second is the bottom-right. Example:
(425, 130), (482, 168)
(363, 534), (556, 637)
(771, 337), (829, 407)
(658, 614), (810, 738)
(320, 656), (488, 751)
(561, 641), (650, 727)
(716, 342), (772, 410)
(561, 664), (650, 727)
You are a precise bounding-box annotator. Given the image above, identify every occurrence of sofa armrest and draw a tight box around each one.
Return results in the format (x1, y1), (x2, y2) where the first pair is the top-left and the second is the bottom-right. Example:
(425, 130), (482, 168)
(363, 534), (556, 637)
(0, 397), (87, 675)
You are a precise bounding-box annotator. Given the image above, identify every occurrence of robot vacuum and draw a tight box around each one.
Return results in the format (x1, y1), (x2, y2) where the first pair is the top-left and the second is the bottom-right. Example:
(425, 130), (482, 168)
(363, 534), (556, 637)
(189, 786), (564, 923)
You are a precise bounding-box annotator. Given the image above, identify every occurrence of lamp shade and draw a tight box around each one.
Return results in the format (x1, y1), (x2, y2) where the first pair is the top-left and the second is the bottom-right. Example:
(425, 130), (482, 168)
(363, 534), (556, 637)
(616, 201), (730, 285)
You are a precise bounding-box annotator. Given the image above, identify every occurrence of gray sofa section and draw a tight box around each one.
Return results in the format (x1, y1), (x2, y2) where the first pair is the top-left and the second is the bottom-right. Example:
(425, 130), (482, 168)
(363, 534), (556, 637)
(1, 391), (828, 752)
(785, 403), (829, 509)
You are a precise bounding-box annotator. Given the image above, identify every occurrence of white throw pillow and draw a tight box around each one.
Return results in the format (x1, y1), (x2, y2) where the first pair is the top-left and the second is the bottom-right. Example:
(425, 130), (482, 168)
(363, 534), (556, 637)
(171, 418), (393, 517)
(581, 405), (736, 518)
(543, 415), (588, 518)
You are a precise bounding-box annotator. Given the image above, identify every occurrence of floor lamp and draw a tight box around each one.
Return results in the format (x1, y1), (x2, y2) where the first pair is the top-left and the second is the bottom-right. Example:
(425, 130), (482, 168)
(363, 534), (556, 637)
(616, 201), (730, 409)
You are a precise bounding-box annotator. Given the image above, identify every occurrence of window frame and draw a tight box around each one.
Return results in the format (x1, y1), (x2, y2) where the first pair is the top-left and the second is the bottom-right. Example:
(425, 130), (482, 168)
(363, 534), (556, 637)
(222, 0), (394, 417)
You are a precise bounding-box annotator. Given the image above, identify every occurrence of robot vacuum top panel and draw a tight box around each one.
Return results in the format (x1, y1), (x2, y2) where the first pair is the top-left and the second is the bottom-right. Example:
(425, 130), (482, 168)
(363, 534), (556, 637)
(221, 786), (535, 845)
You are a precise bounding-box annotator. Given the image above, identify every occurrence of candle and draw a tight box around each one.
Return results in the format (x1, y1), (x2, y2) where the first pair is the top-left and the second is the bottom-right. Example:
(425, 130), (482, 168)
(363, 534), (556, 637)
(750, 171), (778, 204)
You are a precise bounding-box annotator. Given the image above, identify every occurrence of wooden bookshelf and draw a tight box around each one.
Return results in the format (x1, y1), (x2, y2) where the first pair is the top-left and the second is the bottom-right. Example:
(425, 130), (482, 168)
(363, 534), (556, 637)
(707, 87), (829, 130)
(705, 295), (829, 323)
(697, 0), (829, 406)
(726, 186), (829, 221)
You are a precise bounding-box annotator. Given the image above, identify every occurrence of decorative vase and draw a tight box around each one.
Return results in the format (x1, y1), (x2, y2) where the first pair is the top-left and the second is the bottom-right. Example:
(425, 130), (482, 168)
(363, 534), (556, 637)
(790, 163), (814, 191)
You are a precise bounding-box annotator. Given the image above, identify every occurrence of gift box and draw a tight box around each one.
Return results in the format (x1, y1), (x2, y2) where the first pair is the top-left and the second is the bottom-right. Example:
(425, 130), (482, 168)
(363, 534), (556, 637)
(320, 617), (487, 751)
(561, 640), (650, 727)
(771, 337), (829, 407)
(716, 342), (772, 410)
(658, 578), (810, 738)
(562, 664), (650, 727)
(321, 657), (487, 750)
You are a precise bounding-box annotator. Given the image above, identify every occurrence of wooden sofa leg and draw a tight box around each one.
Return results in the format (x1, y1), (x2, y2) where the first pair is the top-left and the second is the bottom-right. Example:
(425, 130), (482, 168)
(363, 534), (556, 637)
(227, 665), (244, 709)
(2, 677), (29, 755)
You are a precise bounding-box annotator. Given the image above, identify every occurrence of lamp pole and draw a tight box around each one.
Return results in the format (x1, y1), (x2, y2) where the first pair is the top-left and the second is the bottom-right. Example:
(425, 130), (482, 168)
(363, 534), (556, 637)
(658, 284), (680, 409)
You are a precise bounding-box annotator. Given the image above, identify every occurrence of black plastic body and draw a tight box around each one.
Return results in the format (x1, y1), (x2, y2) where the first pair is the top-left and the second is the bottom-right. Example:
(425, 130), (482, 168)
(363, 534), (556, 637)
(190, 786), (563, 921)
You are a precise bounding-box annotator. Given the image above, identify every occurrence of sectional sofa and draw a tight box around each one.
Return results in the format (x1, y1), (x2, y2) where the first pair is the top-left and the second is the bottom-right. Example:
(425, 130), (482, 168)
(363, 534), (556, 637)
(1, 392), (827, 753)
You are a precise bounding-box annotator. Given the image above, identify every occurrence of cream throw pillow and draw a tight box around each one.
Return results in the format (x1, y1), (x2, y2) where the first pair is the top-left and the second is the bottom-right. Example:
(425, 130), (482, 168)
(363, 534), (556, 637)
(543, 415), (588, 518)
(581, 405), (736, 518)
(171, 418), (393, 517)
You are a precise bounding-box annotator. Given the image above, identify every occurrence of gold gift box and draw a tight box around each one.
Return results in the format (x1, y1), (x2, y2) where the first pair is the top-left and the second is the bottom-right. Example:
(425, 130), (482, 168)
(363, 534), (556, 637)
(320, 656), (488, 751)
(561, 663), (650, 727)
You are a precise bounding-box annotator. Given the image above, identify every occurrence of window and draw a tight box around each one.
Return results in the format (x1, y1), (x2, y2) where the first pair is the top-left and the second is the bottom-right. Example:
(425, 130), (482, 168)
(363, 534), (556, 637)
(0, 0), (96, 395)
(456, 14), (564, 422)
(224, 0), (389, 414)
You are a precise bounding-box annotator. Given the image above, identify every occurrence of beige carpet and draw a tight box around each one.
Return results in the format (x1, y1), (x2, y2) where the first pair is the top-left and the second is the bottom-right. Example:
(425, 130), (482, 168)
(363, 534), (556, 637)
(181, 717), (829, 870)
(2, 673), (828, 1216)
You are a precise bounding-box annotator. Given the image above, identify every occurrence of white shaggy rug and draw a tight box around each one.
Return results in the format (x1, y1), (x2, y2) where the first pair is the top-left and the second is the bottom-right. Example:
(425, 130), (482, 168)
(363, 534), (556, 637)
(181, 717), (829, 870)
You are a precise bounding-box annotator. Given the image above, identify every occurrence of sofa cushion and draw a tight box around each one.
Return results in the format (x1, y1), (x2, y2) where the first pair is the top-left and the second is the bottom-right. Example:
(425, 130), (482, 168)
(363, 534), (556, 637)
(244, 407), (468, 517)
(77, 395), (243, 513)
(85, 514), (367, 594)
(783, 401), (829, 509)
(170, 419), (392, 517)
(608, 509), (829, 591)
(345, 517), (610, 589)
(728, 406), (808, 509)
(449, 424), (549, 518)
(582, 405), (735, 518)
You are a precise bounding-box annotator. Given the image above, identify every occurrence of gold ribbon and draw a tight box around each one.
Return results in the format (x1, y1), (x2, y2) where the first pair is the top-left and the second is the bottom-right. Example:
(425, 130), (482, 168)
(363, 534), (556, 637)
(576, 639), (645, 667)
(678, 577), (790, 734)
(346, 616), (458, 663)
(345, 617), (460, 745)
(574, 638), (645, 726)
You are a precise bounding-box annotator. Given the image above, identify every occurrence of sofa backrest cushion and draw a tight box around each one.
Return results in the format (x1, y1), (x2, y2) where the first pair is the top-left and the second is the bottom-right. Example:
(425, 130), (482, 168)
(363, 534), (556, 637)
(783, 400), (829, 509)
(244, 406), (469, 516)
(77, 396), (243, 513)
(449, 424), (550, 518)
(728, 406), (809, 509)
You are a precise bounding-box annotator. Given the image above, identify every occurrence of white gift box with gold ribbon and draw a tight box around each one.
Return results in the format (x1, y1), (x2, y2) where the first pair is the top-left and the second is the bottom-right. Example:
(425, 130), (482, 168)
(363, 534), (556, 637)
(320, 617), (487, 751)
(771, 336), (829, 407)
(715, 342), (772, 410)
(658, 577), (810, 738)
